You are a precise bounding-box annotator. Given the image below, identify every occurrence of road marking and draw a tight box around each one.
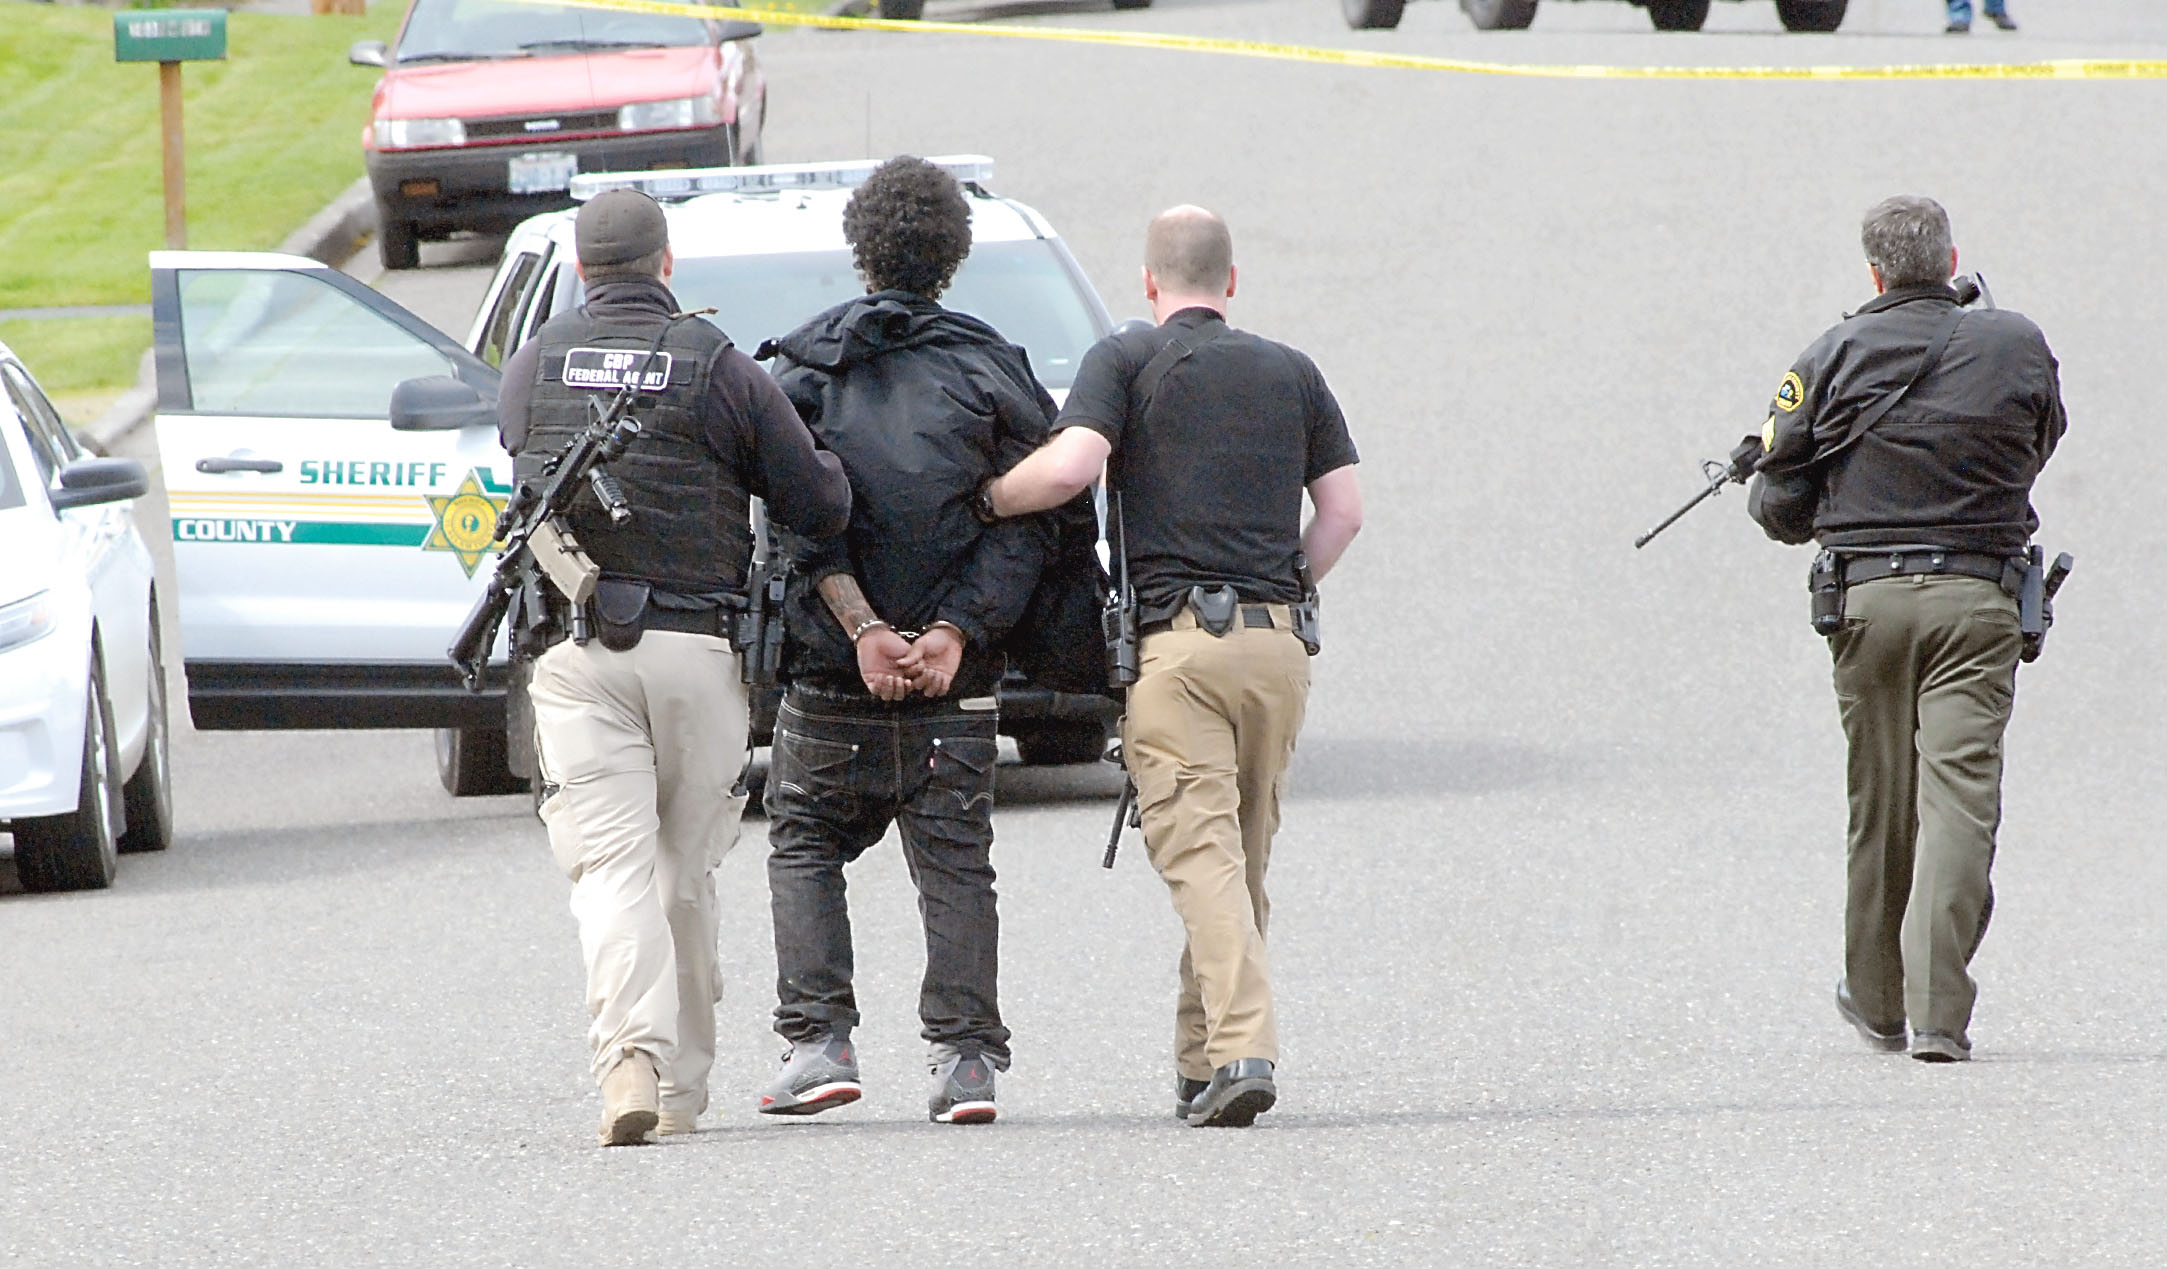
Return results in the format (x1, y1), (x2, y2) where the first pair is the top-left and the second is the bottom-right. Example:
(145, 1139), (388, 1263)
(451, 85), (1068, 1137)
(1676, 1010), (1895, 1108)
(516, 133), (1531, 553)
(541, 0), (2167, 80)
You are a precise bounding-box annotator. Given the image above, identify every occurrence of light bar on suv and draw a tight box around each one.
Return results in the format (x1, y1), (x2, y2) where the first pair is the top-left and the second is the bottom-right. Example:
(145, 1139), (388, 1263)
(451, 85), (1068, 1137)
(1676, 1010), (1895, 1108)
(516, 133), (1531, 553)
(570, 155), (996, 203)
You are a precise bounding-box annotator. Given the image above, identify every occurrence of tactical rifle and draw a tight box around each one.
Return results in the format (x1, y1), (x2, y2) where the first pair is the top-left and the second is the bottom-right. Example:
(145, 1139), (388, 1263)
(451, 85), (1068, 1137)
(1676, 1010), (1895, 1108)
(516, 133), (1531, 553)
(1634, 437), (1764, 550)
(1102, 489), (1139, 867)
(448, 318), (690, 690)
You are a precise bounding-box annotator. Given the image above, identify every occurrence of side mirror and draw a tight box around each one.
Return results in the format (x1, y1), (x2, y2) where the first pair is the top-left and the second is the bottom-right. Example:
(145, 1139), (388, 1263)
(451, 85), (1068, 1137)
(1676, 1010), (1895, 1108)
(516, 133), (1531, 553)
(50, 457), (149, 511)
(717, 20), (762, 41)
(391, 376), (497, 432)
(348, 40), (388, 68)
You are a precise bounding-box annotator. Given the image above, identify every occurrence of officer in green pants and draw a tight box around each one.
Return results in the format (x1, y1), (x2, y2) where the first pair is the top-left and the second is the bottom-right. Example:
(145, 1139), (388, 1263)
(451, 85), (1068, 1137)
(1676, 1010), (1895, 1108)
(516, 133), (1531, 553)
(1746, 195), (2066, 1063)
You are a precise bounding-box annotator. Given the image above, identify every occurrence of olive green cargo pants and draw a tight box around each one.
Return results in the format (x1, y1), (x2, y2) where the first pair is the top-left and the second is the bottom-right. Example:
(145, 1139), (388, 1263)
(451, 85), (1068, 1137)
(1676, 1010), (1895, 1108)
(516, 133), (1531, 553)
(1123, 605), (1310, 1080)
(1830, 575), (2021, 1040)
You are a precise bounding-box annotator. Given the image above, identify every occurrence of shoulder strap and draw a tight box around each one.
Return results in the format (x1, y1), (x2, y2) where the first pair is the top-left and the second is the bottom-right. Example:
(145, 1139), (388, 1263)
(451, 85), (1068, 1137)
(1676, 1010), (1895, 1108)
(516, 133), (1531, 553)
(1821, 306), (1965, 463)
(1132, 316), (1230, 414)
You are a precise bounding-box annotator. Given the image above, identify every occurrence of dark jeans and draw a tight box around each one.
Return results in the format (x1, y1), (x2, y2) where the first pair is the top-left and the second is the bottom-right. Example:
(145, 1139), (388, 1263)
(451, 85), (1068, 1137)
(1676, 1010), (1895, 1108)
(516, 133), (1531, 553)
(764, 689), (1010, 1065)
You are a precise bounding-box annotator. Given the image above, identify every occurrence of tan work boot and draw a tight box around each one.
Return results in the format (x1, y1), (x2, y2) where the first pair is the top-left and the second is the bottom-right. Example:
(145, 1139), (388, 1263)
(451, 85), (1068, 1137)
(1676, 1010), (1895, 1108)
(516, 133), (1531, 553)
(597, 1047), (660, 1146)
(656, 1109), (699, 1136)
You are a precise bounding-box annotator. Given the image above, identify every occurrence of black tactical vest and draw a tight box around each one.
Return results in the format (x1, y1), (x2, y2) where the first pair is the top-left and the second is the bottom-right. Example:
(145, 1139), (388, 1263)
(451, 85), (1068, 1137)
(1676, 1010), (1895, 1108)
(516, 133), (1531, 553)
(516, 307), (752, 596)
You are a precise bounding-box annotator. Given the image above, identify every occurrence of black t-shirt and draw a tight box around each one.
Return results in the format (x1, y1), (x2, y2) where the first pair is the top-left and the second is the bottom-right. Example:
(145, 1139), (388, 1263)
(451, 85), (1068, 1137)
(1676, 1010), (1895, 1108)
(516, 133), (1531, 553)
(1058, 307), (1357, 614)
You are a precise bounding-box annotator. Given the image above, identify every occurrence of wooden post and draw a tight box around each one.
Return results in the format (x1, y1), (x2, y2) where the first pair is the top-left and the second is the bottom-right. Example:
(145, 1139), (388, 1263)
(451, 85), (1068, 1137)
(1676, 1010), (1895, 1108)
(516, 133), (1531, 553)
(312, 0), (368, 13)
(159, 60), (186, 250)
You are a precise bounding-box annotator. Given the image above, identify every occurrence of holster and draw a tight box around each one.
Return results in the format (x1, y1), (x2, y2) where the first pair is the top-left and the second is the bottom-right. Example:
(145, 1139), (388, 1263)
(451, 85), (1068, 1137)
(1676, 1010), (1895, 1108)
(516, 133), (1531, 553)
(1809, 549), (1844, 636)
(1188, 584), (1239, 636)
(591, 578), (650, 652)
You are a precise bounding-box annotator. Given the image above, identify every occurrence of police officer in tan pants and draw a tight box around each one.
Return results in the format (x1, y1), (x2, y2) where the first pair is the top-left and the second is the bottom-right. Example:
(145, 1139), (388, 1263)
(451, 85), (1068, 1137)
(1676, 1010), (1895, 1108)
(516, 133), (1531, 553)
(498, 189), (850, 1143)
(985, 206), (1362, 1126)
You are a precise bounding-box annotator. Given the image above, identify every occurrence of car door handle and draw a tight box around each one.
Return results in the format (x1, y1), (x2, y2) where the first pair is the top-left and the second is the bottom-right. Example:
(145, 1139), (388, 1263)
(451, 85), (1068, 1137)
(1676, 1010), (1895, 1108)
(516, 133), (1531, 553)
(196, 457), (284, 474)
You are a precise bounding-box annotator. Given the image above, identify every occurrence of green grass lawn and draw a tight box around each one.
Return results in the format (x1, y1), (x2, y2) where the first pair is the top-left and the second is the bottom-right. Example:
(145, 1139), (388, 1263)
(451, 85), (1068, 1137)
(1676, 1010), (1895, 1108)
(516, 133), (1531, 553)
(0, 2), (400, 399)
(0, 4), (402, 310)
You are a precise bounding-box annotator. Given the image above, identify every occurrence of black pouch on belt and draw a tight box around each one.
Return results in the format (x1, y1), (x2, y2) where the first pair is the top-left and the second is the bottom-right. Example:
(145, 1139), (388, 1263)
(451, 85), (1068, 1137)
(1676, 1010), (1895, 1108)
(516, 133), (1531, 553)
(593, 578), (651, 652)
(1808, 549), (1844, 636)
(1188, 584), (1239, 636)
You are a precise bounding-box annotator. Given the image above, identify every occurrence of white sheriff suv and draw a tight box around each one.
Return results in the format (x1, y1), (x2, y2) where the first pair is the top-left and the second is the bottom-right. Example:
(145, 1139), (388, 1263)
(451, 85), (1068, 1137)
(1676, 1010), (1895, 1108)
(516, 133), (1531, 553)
(145, 156), (1117, 799)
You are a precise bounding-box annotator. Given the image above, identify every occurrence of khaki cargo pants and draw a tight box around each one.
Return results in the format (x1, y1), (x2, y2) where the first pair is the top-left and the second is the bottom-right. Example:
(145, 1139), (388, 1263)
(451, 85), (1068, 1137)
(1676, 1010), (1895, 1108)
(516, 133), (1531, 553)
(1830, 575), (2021, 1039)
(1123, 604), (1310, 1080)
(529, 631), (749, 1116)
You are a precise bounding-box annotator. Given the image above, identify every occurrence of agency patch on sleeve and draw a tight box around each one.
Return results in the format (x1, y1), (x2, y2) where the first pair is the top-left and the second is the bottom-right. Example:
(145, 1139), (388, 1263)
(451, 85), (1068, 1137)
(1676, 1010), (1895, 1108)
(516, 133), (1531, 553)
(563, 347), (674, 391)
(1774, 371), (1805, 413)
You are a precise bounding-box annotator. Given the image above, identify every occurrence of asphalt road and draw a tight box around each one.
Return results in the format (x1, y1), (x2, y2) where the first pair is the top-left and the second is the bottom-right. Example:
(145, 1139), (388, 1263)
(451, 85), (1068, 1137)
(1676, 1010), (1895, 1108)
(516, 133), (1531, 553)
(8, 1), (2167, 1263)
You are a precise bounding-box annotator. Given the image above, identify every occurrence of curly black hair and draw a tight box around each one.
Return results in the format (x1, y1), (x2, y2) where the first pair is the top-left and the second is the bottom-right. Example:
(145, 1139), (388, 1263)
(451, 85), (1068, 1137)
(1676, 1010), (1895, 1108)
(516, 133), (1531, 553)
(842, 156), (973, 300)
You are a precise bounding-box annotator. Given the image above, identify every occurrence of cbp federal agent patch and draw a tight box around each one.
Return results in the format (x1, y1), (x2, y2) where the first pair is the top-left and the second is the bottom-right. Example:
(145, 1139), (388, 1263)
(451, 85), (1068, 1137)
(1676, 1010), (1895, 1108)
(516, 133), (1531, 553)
(1775, 371), (1805, 412)
(563, 347), (674, 392)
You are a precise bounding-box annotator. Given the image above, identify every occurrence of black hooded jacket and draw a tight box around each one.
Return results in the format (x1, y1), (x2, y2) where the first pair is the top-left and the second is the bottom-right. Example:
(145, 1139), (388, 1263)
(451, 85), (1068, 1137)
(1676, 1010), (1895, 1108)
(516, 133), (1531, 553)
(762, 291), (1056, 700)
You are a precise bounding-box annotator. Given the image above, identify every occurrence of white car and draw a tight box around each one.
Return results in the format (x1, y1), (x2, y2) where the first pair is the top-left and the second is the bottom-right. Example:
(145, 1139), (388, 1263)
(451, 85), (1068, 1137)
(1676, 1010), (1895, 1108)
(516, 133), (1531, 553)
(0, 342), (171, 891)
(465, 155), (1119, 768)
(142, 156), (1115, 803)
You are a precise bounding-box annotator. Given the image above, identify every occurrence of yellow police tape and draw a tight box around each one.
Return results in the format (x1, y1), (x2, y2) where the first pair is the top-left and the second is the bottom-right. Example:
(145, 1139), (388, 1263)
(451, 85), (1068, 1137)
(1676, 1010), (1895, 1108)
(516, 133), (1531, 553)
(546, 0), (2167, 80)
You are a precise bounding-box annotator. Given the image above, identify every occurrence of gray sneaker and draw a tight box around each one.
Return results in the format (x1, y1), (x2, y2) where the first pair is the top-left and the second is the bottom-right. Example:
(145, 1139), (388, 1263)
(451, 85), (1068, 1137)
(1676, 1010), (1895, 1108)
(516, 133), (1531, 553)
(928, 1047), (998, 1124)
(1910, 1029), (1973, 1063)
(758, 1033), (863, 1116)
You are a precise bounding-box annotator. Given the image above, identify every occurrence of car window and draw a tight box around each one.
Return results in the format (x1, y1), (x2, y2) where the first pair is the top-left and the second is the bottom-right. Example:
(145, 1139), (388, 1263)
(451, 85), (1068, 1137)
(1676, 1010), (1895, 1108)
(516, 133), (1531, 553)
(396, 0), (713, 61)
(641, 241), (1102, 390)
(177, 270), (456, 417)
(480, 251), (542, 367)
(0, 361), (75, 483)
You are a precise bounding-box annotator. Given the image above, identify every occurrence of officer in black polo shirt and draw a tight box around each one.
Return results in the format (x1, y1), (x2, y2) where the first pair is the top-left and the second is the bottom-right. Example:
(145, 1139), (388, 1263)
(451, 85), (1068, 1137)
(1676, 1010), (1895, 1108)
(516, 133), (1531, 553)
(1746, 195), (2065, 1064)
(986, 205), (1363, 1126)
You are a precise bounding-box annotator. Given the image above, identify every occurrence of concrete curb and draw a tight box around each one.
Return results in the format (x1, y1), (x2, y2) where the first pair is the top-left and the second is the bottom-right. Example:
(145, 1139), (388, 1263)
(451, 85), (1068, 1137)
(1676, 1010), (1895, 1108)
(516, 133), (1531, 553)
(85, 177), (377, 451)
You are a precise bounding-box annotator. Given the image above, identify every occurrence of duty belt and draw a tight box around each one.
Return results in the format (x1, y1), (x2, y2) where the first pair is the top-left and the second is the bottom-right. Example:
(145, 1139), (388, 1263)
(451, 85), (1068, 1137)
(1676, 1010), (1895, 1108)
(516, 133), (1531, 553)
(1839, 549), (2021, 594)
(1141, 603), (1288, 638)
(643, 606), (734, 637)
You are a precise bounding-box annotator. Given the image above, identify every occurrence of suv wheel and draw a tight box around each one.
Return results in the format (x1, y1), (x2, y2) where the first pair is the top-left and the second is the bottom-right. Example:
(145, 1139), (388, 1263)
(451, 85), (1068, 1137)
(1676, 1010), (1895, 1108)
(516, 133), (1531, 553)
(1342, 0), (1405, 29)
(1646, 0), (1709, 29)
(377, 206), (420, 271)
(436, 727), (530, 797)
(119, 601), (174, 854)
(1462, 0), (1538, 29)
(15, 656), (121, 892)
(1775, 0), (1845, 31)
(880, 0), (925, 18)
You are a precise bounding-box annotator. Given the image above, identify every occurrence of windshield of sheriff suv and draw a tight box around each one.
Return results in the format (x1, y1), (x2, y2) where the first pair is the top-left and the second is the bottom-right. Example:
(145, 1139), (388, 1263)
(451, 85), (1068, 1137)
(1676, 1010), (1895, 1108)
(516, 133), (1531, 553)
(396, 0), (715, 61)
(632, 242), (1103, 390)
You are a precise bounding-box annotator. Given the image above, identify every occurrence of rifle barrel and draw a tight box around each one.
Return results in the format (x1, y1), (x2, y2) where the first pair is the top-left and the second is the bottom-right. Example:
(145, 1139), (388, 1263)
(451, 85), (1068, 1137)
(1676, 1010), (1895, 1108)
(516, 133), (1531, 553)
(1634, 478), (1724, 550)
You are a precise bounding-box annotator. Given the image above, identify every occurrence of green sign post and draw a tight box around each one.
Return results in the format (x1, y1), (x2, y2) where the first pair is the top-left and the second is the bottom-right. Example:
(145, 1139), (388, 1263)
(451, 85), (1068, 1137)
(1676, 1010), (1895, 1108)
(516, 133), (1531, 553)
(114, 11), (229, 250)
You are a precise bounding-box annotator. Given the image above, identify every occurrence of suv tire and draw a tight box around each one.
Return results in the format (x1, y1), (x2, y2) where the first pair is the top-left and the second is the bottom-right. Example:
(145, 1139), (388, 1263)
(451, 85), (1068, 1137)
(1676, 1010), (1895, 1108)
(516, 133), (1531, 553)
(1775, 0), (1845, 31)
(15, 657), (121, 892)
(436, 727), (530, 797)
(880, 0), (925, 18)
(1462, 0), (1537, 29)
(1343, 0), (1406, 29)
(1646, 0), (1709, 29)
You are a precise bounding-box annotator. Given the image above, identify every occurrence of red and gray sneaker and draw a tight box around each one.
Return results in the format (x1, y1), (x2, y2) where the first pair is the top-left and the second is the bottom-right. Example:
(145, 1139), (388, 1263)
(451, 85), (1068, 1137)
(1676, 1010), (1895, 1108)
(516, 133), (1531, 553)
(928, 1047), (998, 1124)
(758, 1033), (863, 1116)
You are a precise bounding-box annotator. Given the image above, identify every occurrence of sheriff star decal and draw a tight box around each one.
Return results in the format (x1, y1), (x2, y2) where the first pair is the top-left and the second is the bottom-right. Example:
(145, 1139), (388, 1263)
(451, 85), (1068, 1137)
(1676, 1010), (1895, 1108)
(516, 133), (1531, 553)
(424, 469), (507, 577)
(1775, 371), (1805, 413)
